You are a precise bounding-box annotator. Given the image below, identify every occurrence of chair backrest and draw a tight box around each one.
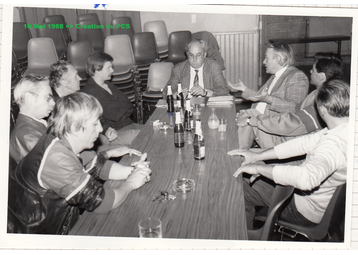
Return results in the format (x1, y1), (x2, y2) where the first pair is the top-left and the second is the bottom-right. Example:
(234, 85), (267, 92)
(248, 185), (294, 241)
(43, 15), (72, 45)
(24, 38), (59, 77)
(67, 40), (94, 80)
(37, 24), (67, 59)
(147, 62), (174, 92)
(143, 20), (168, 54)
(132, 32), (158, 66)
(12, 22), (32, 61)
(104, 34), (135, 76)
(77, 13), (100, 23)
(77, 19), (104, 52)
(167, 30), (192, 65)
(110, 16), (134, 40)
(277, 183), (346, 241)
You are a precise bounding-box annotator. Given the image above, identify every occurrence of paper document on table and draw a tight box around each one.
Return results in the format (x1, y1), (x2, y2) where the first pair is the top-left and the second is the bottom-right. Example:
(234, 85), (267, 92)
(155, 99), (167, 108)
(207, 95), (234, 106)
(207, 95), (234, 102)
(190, 97), (206, 106)
(206, 100), (233, 106)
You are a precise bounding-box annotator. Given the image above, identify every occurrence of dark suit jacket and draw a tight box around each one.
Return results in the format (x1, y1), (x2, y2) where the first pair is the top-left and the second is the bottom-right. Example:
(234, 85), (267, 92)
(81, 77), (133, 131)
(163, 58), (229, 97)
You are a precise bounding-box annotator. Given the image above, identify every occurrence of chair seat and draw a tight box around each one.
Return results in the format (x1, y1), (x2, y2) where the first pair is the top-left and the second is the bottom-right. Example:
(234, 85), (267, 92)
(142, 90), (163, 99)
(159, 51), (168, 58)
(111, 72), (133, 82)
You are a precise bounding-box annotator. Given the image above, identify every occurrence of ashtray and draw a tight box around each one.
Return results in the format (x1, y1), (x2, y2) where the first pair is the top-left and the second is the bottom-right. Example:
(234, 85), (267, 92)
(173, 178), (195, 193)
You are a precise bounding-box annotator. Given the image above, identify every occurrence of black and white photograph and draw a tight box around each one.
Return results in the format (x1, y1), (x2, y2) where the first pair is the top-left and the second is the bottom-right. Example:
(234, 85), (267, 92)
(0, 3), (357, 250)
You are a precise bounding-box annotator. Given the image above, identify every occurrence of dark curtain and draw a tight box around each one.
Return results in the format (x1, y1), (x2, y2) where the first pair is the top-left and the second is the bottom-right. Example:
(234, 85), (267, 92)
(18, 7), (142, 41)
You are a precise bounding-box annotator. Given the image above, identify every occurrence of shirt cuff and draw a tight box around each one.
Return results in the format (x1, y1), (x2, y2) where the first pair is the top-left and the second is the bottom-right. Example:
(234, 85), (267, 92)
(99, 160), (115, 180)
(94, 188), (115, 214)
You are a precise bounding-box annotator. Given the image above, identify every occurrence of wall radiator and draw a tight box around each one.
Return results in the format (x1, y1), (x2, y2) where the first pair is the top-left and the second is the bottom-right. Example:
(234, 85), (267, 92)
(214, 30), (260, 91)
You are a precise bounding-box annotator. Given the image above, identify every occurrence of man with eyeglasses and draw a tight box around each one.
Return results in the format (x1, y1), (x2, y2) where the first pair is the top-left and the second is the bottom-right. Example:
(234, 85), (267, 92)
(163, 39), (229, 98)
(10, 74), (55, 163)
(49, 60), (82, 101)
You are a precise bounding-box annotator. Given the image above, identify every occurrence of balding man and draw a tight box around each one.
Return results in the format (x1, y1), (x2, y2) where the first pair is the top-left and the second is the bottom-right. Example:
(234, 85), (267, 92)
(10, 74), (55, 163)
(163, 39), (229, 98)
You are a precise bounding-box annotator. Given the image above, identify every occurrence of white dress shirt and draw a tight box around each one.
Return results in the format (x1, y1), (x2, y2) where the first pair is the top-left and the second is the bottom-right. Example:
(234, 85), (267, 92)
(256, 66), (288, 114)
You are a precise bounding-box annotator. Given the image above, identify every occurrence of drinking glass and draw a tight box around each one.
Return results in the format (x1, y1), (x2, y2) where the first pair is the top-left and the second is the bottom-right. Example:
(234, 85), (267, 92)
(138, 218), (162, 238)
(218, 118), (227, 132)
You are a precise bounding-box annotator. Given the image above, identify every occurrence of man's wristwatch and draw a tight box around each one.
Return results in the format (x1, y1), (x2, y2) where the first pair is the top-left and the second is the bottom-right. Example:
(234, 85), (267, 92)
(246, 117), (251, 125)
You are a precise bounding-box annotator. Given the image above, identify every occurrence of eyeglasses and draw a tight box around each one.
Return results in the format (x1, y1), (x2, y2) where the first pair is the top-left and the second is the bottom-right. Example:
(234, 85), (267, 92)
(29, 92), (54, 102)
(188, 53), (204, 59)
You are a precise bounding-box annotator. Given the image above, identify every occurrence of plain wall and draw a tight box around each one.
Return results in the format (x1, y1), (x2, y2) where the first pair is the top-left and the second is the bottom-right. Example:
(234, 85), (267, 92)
(140, 11), (259, 34)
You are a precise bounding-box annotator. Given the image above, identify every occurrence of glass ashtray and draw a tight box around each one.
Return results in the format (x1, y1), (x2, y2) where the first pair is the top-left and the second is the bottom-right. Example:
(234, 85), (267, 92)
(173, 178), (195, 193)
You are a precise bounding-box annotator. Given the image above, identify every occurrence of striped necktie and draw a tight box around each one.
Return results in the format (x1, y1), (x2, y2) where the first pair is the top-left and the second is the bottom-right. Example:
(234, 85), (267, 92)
(194, 70), (199, 86)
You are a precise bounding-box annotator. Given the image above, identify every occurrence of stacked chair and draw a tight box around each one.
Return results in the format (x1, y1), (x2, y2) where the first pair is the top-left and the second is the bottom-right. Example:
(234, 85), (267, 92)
(132, 32), (159, 92)
(37, 24), (67, 59)
(12, 22), (32, 76)
(67, 40), (94, 86)
(143, 20), (169, 61)
(110, 16), (135, 45)
(11, 49), (21, 88)
(166, 30), (192, 65)
(77, 13), (100, 22)
(23, 38), (58, 77)
(104, 34), (142, 123)
(76, 17), (104, 52)
(43, 15), (72, 46)
(141, 62), (174, 123)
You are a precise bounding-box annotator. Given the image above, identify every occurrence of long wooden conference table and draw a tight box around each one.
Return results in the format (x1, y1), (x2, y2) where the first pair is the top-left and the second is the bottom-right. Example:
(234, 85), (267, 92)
(69, 98), (248, 240)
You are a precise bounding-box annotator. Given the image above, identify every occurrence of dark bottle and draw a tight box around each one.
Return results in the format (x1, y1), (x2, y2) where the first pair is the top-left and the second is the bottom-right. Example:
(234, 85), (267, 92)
(177, 83), (185, 109)
(174, 111), (184, 148)
(167, 85), (174, 113)
(184, 99), (193, 131)
(193, 119), (205, 160)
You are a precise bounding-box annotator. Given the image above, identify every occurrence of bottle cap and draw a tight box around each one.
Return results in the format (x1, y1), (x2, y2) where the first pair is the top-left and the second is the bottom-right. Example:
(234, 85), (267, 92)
(167, 85), (172, 95)
(178, 83), (182, 93)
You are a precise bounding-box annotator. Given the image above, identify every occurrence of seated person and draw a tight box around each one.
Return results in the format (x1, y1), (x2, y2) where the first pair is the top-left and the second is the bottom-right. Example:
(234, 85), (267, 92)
(228, 79), (349, 230)
(228, 42), (309, 114)
(9, 74), (55, 164)
(7, 92), (151, 234)
(163, 39), (229, 98)
(49, 60), (82, 101)
(81, 52), (143, 149)
(235, 52), (344, 149)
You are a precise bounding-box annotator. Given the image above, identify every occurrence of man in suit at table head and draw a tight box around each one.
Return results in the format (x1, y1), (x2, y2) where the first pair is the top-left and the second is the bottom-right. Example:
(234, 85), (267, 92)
(228, 42), (309, 149)
(49, 60), (82, 101)
(228, 79), (349, 231)
(163, 39), (229, 98)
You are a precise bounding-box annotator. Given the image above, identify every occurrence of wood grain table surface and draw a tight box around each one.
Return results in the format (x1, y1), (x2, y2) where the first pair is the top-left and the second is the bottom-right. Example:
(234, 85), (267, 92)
(69, 100), (247, 240)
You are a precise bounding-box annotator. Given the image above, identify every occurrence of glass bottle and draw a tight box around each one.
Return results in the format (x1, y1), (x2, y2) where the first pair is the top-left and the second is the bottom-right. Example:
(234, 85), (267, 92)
(174, 111), (184, 148)
(177, 83), (185, 109)
(193, 119), (205, 160)
(208, 107), (219, 129)
(167, 85), (174, 113)
(184, 99), (193, 131)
